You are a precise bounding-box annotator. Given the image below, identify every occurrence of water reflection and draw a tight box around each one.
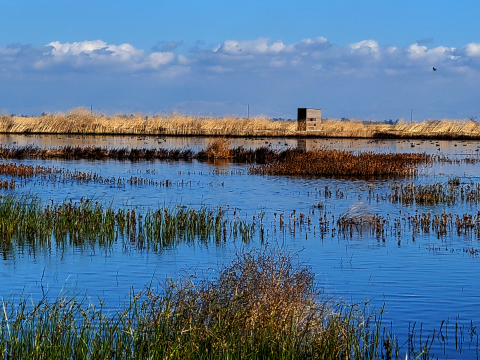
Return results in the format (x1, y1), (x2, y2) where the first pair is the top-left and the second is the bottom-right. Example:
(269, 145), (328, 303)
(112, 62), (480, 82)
(2, 133), (480, 157)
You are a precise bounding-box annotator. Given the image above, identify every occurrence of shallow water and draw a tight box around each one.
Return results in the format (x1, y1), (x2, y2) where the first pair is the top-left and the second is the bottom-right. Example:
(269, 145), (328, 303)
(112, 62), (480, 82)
(1, 134), (480, 359)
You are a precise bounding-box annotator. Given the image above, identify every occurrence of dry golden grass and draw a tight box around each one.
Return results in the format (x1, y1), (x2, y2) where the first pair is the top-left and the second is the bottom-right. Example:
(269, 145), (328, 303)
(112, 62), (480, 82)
(2, 107), (480, 138)
(298, 118), (480, 139)
(205, 137), (231, 159)
(0, 108), (296, 136)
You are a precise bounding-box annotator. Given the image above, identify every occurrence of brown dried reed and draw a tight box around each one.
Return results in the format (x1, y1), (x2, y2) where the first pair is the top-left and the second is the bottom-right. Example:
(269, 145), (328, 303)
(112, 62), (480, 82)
(0, 179), (15, 190)
(0, 145), (196, 161)
(0, 142), (429, 178)
(0, 108), (296, 136)
(204, 137), (231, 159)
(249, 148), (429, 178)
(2, 108), (480, 139)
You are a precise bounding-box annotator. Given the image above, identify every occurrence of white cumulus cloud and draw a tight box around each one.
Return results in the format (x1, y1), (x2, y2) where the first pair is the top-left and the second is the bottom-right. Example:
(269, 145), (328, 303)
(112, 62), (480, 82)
(3, 37), (480, 79)
(26, 40), (175, 71)
(407, 43), (456, 64)
(463, 43), (480, 57)
(215, 38), (294, 55)
(145, 52), (175, 69)
(349, 40), (379, 55)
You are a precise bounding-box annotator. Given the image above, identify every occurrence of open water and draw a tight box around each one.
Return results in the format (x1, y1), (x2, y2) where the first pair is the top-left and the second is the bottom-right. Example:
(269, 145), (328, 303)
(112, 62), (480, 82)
(1, 134), (480, 359)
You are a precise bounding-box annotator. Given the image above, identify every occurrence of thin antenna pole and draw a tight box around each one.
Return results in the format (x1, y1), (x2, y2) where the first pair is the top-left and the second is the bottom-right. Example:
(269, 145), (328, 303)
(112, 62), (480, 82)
(247, 105), (249, 119)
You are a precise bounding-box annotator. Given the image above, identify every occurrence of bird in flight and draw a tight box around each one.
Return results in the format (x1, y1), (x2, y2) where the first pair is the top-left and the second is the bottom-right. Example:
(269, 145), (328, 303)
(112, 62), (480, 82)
(433, 67), (437, 71)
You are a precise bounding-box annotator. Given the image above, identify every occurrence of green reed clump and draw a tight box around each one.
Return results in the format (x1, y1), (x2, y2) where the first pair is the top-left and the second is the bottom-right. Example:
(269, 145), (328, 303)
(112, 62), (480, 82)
(0, 195), (117, 247)
(0, 247), (432, 359)
(143, 206), (227, 248)
(230, 211), (260, 243)
(390, 180), (480, 205)
(0, 195), (256, 252)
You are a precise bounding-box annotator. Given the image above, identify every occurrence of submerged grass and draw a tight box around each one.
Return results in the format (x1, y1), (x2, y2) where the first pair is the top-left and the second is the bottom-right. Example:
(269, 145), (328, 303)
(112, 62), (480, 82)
(390, 180), (480, 205)
(0, 247), (433, 359)
(0, 195), (258, 252)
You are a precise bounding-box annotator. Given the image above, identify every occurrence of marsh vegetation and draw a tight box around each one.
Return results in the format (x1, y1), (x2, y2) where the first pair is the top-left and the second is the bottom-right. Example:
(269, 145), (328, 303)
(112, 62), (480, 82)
(1, 135), (480, 359)
(2, 108), (480, 139)
(0, 195), (264, 253)
(0, 140), (430, 178)
(1, 248), (434, 360)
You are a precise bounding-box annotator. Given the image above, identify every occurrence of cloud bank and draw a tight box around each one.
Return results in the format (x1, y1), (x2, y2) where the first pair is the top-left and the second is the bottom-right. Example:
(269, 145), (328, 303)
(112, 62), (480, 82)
(1, 36), (480, 118)
(2, 36), (480, 75)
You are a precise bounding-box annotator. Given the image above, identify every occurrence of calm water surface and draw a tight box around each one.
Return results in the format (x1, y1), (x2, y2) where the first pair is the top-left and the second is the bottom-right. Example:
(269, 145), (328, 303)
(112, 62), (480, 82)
(1, 134), (480, 359)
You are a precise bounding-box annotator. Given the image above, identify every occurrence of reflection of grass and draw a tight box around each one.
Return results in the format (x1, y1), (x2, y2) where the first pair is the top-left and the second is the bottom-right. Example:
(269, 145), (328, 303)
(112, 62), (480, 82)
(0, 195), (258, 252)
(0, 247), (433, 359)
(2, 107), (480, 138)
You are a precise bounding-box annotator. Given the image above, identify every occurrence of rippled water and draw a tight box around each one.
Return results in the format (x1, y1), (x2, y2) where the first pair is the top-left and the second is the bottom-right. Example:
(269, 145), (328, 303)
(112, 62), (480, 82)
(1, 134), (480, 359)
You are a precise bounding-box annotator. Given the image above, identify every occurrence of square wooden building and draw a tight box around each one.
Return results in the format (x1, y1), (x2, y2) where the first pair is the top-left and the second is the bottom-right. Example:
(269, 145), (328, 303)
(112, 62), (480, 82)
(297, 108), (321, 131)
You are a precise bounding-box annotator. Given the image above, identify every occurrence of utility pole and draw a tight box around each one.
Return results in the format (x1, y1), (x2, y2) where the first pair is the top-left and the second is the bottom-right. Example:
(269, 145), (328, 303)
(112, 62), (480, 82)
(411, 109), (412, 124)
(91, 105), (93, 115)
(247, 105), (249, 119)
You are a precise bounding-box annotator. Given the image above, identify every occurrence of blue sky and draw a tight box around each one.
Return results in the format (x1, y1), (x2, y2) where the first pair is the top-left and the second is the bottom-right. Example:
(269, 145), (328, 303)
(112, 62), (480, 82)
(1, 0), (480, 119)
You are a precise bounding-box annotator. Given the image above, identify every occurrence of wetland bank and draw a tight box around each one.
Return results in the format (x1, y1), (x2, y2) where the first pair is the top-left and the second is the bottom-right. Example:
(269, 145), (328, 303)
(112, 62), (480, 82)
(3, 108), (480, 140)
(1, 134), (480, 359)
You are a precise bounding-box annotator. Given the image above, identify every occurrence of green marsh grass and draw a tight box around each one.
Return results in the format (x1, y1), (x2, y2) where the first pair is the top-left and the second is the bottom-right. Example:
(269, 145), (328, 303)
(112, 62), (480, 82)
(389, 181), (480, 206)
(0, 195), (259, 252)
(0, 247), (434, 359)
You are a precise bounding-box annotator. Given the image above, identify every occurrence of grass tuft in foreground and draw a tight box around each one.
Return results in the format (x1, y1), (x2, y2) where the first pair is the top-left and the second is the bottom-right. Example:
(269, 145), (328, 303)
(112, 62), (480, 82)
(0, 247), (433, 359)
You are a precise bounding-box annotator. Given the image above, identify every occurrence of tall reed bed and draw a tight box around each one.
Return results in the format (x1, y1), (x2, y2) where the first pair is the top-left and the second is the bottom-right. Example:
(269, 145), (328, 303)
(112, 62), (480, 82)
(0, 247), (433, 359)
(0, 108), (296, 136)
(2, 107), (480, 139)
(0, 195), (258, 252)
(372, 119), (480, 139)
